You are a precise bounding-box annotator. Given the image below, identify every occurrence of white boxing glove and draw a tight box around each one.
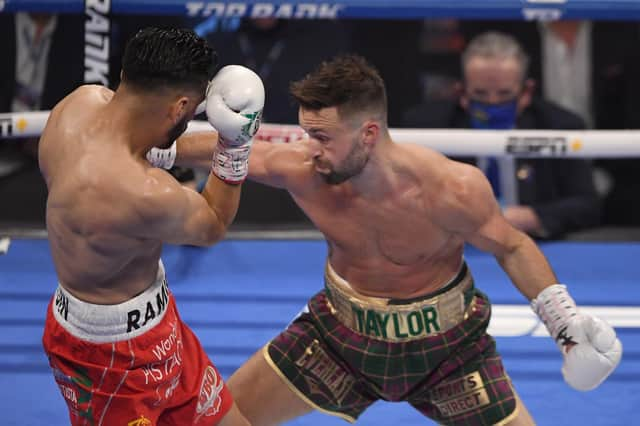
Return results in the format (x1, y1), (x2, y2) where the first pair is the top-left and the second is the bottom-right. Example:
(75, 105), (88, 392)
(205, 65), (265, 184)
(531, 284), (622, 391)
(146, 141), (177, 170)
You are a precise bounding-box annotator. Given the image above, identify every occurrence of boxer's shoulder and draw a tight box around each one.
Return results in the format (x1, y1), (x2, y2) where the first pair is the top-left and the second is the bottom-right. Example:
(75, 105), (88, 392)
(63, 84), (114, 107)
(48, 85), (114, 129)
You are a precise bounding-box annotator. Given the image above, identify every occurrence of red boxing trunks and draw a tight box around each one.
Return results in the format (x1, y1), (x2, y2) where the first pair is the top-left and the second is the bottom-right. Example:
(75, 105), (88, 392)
(42, 261), (233, 426)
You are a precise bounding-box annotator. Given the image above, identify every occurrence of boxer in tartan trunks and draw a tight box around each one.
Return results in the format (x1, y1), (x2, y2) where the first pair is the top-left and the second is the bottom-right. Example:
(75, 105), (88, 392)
(264, 261), (517, 425)
(172, 53), (621, 425)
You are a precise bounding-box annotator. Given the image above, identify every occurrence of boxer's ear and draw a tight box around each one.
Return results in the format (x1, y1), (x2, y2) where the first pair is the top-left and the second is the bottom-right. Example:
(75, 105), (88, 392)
(361, 120), (380, 147)
(169, 96), (189, 124)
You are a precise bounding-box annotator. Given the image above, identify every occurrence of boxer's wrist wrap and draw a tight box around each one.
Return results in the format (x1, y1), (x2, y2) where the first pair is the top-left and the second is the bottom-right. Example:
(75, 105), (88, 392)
(146, 141), (177, 170)
(531, 284), (578, 341)
(211, 138), (251, 184)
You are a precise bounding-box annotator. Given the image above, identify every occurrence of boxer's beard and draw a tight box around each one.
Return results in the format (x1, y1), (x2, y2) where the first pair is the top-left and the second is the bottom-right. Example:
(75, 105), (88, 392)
(162, 115), (189, 149)
(322, 140), (369, 185)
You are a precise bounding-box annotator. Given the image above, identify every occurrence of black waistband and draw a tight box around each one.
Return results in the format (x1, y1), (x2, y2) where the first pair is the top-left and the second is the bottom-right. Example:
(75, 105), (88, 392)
(386, 262), (470, 305)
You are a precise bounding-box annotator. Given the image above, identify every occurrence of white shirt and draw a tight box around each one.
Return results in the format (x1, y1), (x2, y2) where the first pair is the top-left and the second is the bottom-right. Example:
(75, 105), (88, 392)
(12, 13), (58, 112)
(539, 21), (593, 128)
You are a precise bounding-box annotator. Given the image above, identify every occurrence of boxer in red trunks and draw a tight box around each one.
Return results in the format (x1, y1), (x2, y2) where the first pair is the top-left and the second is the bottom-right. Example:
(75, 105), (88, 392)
(38, 27), (264, 425)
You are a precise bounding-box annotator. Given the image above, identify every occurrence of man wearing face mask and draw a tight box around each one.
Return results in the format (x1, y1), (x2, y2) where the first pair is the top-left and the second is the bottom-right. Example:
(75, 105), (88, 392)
(404, 31), (602, 239)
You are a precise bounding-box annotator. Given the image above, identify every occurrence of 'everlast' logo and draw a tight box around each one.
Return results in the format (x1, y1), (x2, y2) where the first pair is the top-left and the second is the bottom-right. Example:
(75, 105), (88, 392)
(126, 281), (169, 332)
(55, 290), (69, 321)
(295, 339), (355, 404)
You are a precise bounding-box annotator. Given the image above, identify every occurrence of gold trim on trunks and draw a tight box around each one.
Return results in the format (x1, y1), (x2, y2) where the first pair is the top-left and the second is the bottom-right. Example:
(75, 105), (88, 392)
(324, 261), (473, 343)
(262, 345), (357, 423)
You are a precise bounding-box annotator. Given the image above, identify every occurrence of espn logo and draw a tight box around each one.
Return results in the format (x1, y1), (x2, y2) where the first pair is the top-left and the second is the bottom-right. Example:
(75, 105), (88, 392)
(505, 136), (568, 156)
(0, 117), (12, 138)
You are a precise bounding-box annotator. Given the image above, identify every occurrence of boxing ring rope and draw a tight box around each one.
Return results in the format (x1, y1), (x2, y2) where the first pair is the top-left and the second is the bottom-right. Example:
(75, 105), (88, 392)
(2, 110), (640, 159)
(3, 0), (640, 159)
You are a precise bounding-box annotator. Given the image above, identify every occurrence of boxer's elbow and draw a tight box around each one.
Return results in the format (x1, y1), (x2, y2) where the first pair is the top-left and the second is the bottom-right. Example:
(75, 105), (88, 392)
(493, 228), (532, 264)
(198, 220), (228, 246)
(182, 209), (229, 247)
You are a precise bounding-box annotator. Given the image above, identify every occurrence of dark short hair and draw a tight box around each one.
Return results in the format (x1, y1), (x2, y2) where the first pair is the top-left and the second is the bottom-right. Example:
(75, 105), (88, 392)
(290, 54), (387, 124)
(121, 27), (217, 93)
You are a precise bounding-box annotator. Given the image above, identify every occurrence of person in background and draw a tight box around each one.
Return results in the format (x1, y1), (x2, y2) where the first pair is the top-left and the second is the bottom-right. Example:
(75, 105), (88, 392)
(0, 12), (85, 236)
(538, 20), (640, 228)
(0, 13), (85, 172)
(404, 31), (602, 239)
(458, 20), (640, 229)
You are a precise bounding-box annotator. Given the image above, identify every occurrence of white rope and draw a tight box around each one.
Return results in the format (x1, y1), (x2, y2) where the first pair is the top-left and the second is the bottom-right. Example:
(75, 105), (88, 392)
(2, 110), (640, 158)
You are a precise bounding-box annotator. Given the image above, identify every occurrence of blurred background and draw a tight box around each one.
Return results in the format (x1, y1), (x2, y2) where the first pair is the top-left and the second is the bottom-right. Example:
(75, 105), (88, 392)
(1, 10), (640, 241)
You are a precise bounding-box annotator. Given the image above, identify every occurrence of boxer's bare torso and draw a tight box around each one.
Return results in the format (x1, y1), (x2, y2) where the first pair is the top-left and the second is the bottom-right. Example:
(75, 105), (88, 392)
(293, 142), (467, 298)
(40, 85), (216, 304)
(39, 86), (166, 303)
(250, 134), (486, 299)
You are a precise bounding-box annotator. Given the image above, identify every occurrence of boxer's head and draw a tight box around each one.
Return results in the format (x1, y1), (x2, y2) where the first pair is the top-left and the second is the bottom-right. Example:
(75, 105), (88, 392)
(120, 27), (218, 147)
(291, 55), (388, 185)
